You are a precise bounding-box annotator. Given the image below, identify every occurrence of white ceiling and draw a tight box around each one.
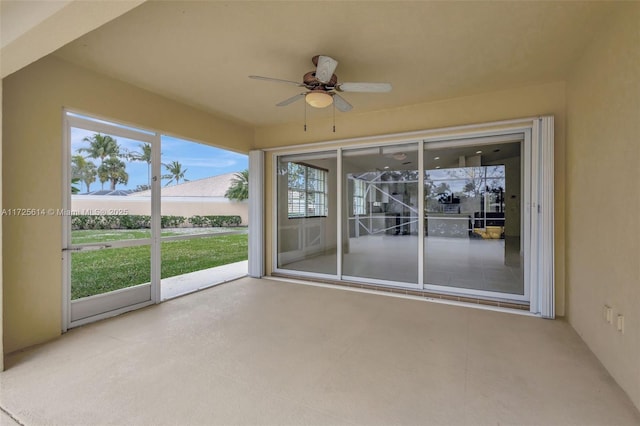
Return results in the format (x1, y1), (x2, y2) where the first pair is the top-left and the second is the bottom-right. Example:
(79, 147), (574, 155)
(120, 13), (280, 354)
(52, 1), (615, 128)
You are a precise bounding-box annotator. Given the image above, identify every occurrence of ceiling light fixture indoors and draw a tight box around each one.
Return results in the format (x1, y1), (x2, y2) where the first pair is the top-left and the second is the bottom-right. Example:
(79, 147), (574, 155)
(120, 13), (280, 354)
(305, 91), (333, 108)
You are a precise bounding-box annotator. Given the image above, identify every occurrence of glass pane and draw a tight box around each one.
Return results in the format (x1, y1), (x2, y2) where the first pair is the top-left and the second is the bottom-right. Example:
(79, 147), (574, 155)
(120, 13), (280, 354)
(70, 127), (153, 300)
(342, 143), (419, 284)
(70, 127), (152, 243)
(277, 152), (337, 275)
(71, 245), (150, 300)
(424, 140), (523, 294)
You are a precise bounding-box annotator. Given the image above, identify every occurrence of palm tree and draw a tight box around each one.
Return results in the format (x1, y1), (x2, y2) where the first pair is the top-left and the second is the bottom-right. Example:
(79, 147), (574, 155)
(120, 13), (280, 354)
(78, 133), (120, 164)
(162, 160), (188, 186)
(128, 143), (152, 187)
(71, 178), (81, 194)
(98, 157), (129, 191)
(71, 155), (97, 193)
(78, 133), (120, 189)
(225, 169), (249, 201)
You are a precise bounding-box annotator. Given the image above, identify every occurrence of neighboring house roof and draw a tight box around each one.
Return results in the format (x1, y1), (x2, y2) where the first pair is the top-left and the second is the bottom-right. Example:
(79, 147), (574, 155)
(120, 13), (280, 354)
(129, 172), (239, 197)
(83, 189), (135, 196)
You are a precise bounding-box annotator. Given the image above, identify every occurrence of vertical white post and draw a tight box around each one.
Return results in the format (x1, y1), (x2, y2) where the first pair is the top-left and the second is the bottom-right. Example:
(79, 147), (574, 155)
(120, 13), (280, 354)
(248, 150), (264, 278)
(529, 121), (540, 315)
(337, 148), (343, 279)
(151, 133), (162, 303)
(61, 112), (71, 332)
(418, 141), (425, 287)
(539, 116), (555, 318)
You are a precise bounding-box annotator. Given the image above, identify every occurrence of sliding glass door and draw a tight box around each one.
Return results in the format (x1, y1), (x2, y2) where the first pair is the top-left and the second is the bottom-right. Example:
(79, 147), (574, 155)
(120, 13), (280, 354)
(272, 117), (555, 314)
(342, 143), (419, 286)
(423, 138), (525, 298)
(276, 151), (337, 276)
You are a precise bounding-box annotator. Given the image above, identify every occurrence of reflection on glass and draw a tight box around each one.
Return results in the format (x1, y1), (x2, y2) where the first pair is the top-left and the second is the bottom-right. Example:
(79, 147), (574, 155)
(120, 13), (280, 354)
(424, 141), (523, 294)
(342, 143), (419, 284)
(277, 152), (337, 275)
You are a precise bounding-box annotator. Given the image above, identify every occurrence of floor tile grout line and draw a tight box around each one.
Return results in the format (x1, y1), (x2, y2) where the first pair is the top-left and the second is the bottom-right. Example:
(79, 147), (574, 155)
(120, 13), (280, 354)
(0, 406), (25, 426)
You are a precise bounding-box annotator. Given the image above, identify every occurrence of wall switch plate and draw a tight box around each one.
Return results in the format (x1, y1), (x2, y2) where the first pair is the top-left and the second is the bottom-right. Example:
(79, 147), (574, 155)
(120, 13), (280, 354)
(603, 305), (613, 323)
(616, 315), (625, 333)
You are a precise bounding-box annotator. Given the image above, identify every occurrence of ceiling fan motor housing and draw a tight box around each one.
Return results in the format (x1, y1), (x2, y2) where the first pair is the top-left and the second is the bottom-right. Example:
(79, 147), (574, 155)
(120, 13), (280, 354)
(303, 71), (337, 89)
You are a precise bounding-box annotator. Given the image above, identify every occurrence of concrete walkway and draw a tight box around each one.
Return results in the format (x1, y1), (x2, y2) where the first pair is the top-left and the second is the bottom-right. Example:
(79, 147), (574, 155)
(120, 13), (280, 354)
(160, 260), (248, 300)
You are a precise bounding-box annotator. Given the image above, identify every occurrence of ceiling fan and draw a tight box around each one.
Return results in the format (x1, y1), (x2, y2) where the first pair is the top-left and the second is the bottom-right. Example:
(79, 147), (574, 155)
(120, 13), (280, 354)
(249, 55), (392, 112)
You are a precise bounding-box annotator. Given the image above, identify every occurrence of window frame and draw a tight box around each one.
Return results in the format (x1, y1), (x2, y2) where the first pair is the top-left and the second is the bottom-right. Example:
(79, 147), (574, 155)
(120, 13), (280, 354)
(352, 177), (367, 215)
(286, 162), (329, 219)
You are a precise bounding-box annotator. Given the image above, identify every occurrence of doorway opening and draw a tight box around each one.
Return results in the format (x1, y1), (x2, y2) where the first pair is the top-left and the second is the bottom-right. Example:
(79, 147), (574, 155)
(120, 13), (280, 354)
(62, 111), (248, 329)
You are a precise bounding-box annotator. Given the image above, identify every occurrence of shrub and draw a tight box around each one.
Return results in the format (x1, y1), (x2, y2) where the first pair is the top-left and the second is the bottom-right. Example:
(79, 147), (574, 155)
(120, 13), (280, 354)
(188, 215), (208, 227)
(161, 215), (186, 228)
(72, 214), (241, 230)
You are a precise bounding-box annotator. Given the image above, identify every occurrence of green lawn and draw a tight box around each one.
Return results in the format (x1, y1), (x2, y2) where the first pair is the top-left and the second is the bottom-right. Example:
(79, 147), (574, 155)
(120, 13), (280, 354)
(71, 232), (248, 299)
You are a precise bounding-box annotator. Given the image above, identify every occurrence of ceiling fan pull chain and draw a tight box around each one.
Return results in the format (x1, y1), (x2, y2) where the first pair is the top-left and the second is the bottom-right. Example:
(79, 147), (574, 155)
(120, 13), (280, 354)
(333, 102), (336, 133)
(304, 102), (307, 132)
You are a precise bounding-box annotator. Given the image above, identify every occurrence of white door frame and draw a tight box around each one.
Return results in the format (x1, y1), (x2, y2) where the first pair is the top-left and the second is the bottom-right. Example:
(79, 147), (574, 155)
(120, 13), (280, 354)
(266, 116), (554, 318)
(62, 111), (162, 331)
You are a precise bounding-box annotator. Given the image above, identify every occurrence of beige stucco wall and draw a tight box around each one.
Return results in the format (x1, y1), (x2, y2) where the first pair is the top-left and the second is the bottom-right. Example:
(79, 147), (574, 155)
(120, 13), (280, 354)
(256, 81), (567, 317)
(0, 83), (4, 369)
(565, 3), (640, 411)
(2, 56), (252, 353)
(71, 196), (248, 225)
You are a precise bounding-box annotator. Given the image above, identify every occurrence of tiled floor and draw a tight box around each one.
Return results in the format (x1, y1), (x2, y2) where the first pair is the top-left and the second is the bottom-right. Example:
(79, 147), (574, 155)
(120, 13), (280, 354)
(282, 234), (524, 295)
(1, 277), (639, 425)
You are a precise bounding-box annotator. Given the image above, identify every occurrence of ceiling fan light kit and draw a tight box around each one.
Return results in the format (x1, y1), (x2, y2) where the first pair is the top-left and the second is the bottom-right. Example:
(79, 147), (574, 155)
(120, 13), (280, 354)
(305, 91), (333, 108)
(249, 55), (392, 131)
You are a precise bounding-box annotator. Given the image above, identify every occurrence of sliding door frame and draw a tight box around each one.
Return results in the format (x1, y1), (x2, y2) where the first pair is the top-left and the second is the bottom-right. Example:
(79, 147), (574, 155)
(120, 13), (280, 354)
(269, 116), (554, 318)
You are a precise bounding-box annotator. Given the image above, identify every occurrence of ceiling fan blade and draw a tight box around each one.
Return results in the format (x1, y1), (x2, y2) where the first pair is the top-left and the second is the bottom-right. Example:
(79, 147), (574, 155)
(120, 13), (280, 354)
(249, 75), (304, 87)
(315, 55), (338, 84)
(276, 93), (305, 107)
(332, 94), (353, 112)
(336, 82), (392, 92)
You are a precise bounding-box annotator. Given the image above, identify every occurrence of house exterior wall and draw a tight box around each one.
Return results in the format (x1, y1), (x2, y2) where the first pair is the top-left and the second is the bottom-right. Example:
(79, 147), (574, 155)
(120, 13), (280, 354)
(71, 196), (248, 225)
(565, 3), (640, 411)
(2, 55), (252, 353)
(254, 81), (567, 318)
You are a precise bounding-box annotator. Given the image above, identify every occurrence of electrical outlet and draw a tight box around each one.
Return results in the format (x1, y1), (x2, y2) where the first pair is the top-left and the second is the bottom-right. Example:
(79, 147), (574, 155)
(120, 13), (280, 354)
(616, 315), (625, 333)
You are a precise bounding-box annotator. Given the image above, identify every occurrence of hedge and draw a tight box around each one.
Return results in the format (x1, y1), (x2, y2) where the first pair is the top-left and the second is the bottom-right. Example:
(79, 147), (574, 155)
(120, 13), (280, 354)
(71, 214), (241, 230)
(188, 215), (242, 227)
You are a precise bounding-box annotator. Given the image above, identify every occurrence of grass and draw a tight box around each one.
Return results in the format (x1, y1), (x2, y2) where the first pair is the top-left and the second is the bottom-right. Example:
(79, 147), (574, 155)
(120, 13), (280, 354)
(71, 231), (248, 299)
(71, 228), (243, 244)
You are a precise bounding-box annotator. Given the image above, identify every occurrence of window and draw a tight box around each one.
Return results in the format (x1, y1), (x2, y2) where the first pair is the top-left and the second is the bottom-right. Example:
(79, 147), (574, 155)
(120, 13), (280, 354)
(353, 178), (367, 215)
(287, 162), (328, 218)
